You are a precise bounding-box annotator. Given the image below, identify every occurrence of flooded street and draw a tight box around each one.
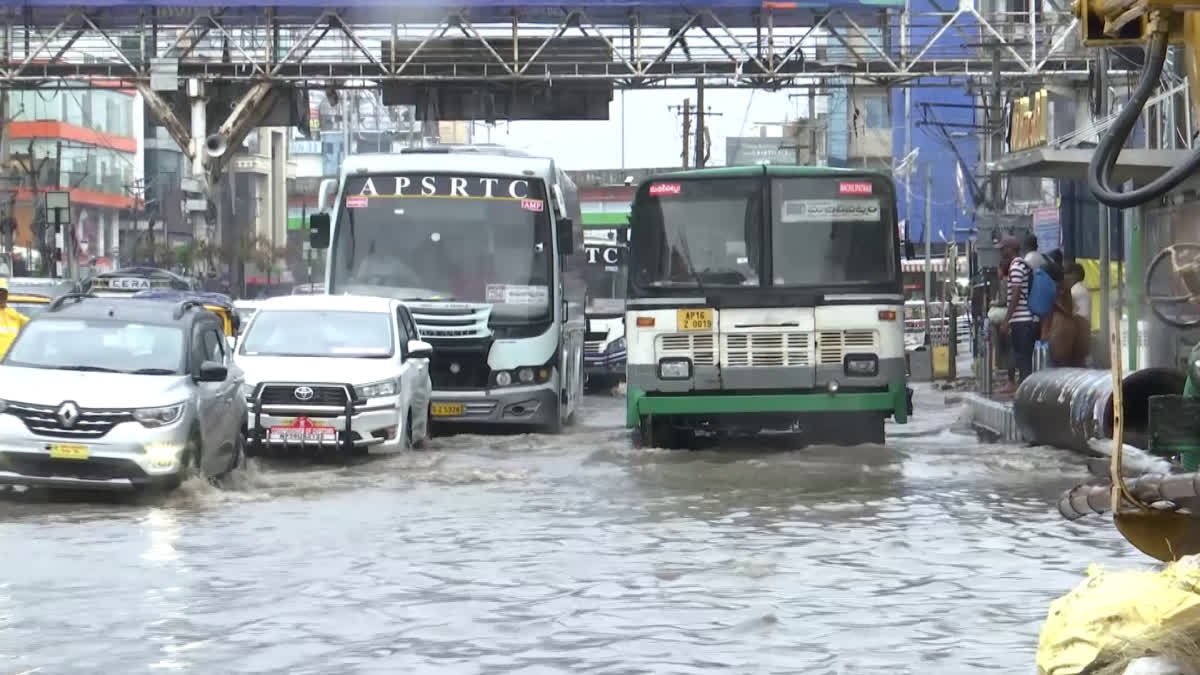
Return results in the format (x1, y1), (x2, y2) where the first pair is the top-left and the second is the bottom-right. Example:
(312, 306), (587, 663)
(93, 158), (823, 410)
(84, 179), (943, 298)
(0, 388), (1146, 674)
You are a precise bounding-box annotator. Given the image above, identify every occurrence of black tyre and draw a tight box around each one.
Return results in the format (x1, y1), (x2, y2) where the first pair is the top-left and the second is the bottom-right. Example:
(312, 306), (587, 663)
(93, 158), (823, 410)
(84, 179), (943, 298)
(540, 398), (563, 434)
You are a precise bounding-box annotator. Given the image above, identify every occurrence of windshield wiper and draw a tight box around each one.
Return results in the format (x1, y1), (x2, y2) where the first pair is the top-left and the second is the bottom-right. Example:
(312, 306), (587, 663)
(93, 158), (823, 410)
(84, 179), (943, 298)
(675, 233), (710, 300)
(56, 365), (122, 373)
(129, 368), (178, 375)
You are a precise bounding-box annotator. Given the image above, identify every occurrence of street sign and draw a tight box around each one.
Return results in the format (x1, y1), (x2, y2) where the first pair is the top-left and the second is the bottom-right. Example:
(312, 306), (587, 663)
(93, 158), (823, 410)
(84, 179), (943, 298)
(45, 191), (70, 225)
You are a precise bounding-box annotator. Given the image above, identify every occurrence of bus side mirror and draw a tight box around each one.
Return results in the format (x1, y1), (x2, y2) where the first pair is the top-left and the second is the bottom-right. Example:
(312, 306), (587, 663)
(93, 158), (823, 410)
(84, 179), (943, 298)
(904, 241), (916, 259)
(557, 217), (575, 255)
(317, 177), (337, 213)
(309, 213), (331, 249)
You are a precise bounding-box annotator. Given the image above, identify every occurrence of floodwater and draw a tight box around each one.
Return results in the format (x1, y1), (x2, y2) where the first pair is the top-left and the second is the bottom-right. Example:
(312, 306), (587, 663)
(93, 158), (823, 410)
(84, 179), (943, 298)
(0, 387), (1147, 674)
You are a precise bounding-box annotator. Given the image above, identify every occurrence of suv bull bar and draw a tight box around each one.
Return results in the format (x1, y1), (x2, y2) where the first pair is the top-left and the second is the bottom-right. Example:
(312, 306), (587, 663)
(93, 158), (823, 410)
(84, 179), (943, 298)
(247, 382), (381, 452)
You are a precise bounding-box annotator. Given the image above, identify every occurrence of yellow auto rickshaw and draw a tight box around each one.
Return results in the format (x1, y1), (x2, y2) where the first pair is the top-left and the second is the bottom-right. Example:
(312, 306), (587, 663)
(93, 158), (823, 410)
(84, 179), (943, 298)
(130, 290), (241, 338)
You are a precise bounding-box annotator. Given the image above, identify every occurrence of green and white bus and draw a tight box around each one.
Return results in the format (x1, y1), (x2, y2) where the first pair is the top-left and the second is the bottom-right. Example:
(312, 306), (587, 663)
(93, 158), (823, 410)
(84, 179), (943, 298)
(624, 165), (910, 448)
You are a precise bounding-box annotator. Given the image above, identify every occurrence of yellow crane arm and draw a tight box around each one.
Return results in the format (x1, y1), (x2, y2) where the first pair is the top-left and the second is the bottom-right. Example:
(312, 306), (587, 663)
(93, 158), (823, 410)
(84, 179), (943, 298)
(1076, 0), (1200, 207)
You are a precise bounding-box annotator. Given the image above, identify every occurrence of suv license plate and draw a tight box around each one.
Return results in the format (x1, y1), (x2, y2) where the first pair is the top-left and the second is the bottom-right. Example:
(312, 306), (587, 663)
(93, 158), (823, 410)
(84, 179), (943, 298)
(431, 402), (465, 417)
(269, 428), (336, 443)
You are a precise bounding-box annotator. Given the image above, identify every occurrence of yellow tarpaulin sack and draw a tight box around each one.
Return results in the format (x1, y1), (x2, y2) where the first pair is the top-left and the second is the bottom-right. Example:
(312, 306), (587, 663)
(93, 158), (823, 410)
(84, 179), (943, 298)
(1037, 560), (1200, 675)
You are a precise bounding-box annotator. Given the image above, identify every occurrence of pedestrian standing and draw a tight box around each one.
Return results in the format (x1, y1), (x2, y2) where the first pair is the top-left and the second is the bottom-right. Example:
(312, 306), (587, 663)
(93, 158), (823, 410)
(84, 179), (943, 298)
(1066, 262), (1091, 323)
(999, 236), (1037, 384)
(0, 279), (30, 359)
(1023, 234), (1047, 270)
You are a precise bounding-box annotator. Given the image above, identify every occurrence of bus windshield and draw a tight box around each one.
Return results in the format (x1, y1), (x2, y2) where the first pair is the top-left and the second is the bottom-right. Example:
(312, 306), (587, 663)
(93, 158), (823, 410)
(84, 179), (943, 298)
(630, 177), (763, 288)
(631, 174), (897, 290)
(329, 173), (554, 322)
(583, 239), (627, 311)
(770, 176), (896, 286)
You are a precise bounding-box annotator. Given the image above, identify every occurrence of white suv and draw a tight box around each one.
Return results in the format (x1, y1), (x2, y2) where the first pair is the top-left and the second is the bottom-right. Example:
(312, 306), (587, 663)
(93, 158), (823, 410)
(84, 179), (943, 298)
(234, 294), (433, 454)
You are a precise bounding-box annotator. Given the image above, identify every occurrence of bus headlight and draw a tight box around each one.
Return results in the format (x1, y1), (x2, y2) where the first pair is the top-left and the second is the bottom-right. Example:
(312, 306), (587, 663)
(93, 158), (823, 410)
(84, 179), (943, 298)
(517, 367), (535, 384)
(495, 371), (513, 387)
(844, 354), (879, 377)
(658, 358), (692, 380)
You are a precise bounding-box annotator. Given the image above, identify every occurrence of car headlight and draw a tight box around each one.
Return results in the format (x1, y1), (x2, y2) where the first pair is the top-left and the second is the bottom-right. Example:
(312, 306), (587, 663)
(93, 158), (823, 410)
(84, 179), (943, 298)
(357, 378), (398, 398)
(605, 337), (626, 354)
(658, 358), (691, 380)
(133, 403), (185, 428)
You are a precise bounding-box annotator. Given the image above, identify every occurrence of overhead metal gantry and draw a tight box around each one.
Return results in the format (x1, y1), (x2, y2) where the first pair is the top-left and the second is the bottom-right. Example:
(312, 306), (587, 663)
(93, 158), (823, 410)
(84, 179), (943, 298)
(0, 0), (1102, 232)
(0, 2), (1094, 88)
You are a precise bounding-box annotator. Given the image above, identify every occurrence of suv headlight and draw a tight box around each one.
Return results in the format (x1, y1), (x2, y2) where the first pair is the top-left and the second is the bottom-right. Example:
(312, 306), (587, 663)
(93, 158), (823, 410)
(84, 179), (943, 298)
(357, 378), (398, 398)
(133, 403), (185, 428)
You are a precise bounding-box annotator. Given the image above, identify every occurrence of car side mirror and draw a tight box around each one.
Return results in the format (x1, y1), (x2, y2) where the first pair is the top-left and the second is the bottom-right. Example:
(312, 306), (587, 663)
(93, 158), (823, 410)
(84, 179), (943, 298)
(407, 339), (434, 360)
(196, 360), (228, 382)
(309, 213), (331, 249)
(556, 217), (575, 255)
(904, 241), (916, 260)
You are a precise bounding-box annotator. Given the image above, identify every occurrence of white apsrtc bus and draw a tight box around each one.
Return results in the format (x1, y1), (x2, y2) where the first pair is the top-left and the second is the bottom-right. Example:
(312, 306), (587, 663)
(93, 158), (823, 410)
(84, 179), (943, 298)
(308, 145), (586, 433)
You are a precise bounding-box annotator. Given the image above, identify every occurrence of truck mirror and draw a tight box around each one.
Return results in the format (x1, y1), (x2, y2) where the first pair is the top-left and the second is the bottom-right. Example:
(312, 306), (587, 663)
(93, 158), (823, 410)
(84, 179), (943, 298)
(309, 213), (331, 249)
(557, 218), (575, 255)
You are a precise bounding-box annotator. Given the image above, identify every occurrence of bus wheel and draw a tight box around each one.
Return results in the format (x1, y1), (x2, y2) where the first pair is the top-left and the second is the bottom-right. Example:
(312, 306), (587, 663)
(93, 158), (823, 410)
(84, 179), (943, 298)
(539, 399), (563, 434)
(638, 418), (692, 450)
(837, 414), (886, 446)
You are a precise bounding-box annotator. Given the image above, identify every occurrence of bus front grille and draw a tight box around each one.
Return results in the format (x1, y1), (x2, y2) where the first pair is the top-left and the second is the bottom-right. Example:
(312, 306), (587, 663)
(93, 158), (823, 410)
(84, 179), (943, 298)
(817, 330), (879, 364)
(656, 333), (716, 366)
(723, 332), (811, 367)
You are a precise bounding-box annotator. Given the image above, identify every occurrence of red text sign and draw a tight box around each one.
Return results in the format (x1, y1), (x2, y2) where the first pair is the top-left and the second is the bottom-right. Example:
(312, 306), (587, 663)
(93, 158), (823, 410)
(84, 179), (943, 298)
(839, 181), (873, 195)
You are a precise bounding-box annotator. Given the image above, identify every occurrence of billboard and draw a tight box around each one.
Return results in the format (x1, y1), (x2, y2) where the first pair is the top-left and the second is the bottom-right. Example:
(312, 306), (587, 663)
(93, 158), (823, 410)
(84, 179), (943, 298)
(726, 137), (797, 166)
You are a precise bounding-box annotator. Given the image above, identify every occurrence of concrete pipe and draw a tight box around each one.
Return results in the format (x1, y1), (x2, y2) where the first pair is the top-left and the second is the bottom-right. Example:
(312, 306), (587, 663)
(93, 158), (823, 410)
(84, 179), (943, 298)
(1013, 367), (1186, 453)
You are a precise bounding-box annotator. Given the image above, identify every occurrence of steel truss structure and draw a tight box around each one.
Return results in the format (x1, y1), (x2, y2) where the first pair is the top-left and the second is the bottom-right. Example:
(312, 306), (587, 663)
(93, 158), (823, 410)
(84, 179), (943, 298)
(0, 3), (1101, 89)
(0, 2), (1115, 211)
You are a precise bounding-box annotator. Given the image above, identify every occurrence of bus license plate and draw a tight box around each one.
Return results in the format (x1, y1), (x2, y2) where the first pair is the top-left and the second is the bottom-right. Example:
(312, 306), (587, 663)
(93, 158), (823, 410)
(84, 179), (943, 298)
(49, 444), (89, 460)
(431, 402), (465, 417)
(677, 308), (713, 331)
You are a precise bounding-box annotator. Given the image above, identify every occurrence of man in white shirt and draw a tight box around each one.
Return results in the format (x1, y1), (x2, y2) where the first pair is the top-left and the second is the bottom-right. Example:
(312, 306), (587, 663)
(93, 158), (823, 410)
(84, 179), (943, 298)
(1022, 234), (1047, 270)
(1066, 262), (1091, 321)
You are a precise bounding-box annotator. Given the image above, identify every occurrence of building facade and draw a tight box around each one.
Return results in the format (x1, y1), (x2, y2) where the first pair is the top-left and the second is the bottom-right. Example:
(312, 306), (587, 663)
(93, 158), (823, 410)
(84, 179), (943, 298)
(5, 85), (140, 273)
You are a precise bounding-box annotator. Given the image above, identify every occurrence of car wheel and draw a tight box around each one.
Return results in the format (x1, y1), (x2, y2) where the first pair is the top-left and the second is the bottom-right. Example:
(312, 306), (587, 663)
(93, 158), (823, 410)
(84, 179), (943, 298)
(163, 437), (201, 491)
(225, 434), (246, 475)
(402, 414), (414, 450)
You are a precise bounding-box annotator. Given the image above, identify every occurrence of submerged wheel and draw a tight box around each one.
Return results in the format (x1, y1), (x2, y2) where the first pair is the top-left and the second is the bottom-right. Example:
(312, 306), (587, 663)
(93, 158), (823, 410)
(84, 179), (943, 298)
(540, 399), (563, 434)
(637, 417), (693, 450)
(808, 413), (886, 446)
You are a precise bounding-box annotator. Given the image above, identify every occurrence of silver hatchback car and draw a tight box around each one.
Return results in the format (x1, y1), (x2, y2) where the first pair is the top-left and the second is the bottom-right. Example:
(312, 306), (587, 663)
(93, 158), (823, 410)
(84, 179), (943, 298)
(0, 294), (246, 491)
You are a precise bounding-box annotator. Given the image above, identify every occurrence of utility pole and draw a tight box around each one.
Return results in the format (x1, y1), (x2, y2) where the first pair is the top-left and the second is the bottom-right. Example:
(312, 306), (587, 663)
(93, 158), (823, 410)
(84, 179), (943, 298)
(989, 50), (1003, 212)
(694, 79), (705, 168)
(682, 98), (691, 169)
(923, 165), (933, 343)
(670, 97), (722, 170)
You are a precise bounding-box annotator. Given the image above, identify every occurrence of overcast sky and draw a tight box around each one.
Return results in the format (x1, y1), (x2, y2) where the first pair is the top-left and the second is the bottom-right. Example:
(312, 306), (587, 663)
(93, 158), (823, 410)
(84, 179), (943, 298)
(462, 88), (808, 171)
